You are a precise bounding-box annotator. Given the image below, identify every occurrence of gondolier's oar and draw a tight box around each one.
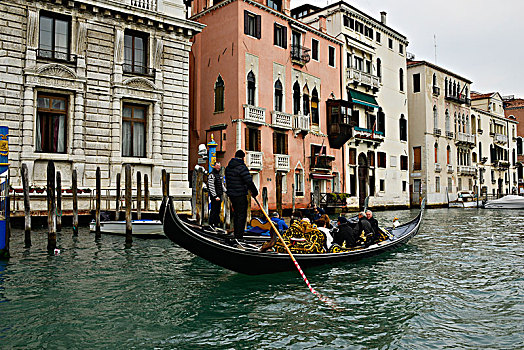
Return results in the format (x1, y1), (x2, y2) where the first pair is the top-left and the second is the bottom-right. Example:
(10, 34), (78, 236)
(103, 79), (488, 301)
(253, 197), (340, 310)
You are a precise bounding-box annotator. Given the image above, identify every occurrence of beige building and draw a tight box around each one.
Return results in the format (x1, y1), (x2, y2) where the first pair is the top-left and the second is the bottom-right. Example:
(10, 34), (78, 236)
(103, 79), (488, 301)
(293, 2), (410, 209)
(471, 93), (518, 197)
(0, 0), (203, 213)
(406, 60), (474, 206)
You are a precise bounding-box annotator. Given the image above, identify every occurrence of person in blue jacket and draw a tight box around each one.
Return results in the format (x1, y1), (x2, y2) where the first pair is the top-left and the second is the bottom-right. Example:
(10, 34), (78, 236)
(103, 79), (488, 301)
(270, 212), (289, 233)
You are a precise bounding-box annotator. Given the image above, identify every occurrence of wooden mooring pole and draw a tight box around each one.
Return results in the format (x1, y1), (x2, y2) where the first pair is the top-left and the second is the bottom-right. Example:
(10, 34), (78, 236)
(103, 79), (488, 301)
(276, 175), (282, 217)
(125, 164), (132, 243)
(292, 184), (296, 213)
(246, 192), (251, 226)
(47, 161), (56, 252)
(95, 167), (101, 239)
(144, 173), (149, 211)
(72, 169), (78, 236)
(194, 167), (203, 225)
(21, 163), (31, 247)
(56, 171), (62, 232)
(262, 187), (268, 214)
(115, 172), (121, 221)
(136, 171), (142, 220)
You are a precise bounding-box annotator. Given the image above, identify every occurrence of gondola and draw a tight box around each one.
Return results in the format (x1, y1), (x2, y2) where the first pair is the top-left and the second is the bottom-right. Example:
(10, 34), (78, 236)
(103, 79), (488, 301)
(160, 197), (425, 275)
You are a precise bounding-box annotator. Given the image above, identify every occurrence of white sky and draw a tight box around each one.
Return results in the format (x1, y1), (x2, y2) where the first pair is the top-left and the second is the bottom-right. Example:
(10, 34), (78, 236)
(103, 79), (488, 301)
(291, 0), (524, 98)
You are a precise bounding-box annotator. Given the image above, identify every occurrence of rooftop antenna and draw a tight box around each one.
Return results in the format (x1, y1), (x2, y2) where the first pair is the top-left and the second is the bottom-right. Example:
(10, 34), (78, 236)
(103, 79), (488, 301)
(434, 34), (437, 64)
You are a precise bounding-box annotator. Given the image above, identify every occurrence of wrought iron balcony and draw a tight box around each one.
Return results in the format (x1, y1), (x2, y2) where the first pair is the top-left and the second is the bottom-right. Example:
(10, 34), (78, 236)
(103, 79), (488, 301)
(455, 132), (476, 146)
(243, 104), (266, 125)
(246, 151), (263, 170)
(37, 49), (77, 64)
(309, 154), (334, 171)
(494, 160), (510, 168)
(458, 165), (476, 176)
(445, 93), (471, 106)
(446, 131), (454, 139)
(271, 111), (293, 130)
(274, 154), (290, 172)
(434, 128), (442, 136)
(432, 86), (440, 96)
(494, 133), (508, 145)
(346, 68), (380, 89)
(447, 164), (454, 173)
(293, 114), (310, 132)
(291, 44), (311, 66)
(123, 63), (155, 77)
(435, 163), (442, 173)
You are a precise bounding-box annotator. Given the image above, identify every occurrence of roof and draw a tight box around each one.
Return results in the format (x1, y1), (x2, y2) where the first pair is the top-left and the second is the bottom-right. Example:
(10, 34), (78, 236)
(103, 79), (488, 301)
(406, 60), (472, 83)
(504, 98), (524, 108)
(471, 92), (495, 100)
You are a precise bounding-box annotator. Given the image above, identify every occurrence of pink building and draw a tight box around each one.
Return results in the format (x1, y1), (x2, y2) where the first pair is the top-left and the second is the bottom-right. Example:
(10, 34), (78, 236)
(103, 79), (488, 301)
(189, 0), (346, 211)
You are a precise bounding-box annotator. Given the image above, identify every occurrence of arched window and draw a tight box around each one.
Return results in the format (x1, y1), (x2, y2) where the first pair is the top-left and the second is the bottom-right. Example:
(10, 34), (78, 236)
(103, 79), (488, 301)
(377, 107), (385, 135)
(274, 79), (283, 112)
(447, 145), (451, 164)
(433, 73), (437, 87)
(293, 81), (300, 115)
(471, 115), (476, 134)
(311, 87), (319, 125)
(445, 109), (450, 132)
(399, 68), (404, 91)
(466, 115), (470, 134)
(433, 105), (438, 130)
(454, 112), (457, 134)
(214, 75), (224, 113)
(517, 137), (523, 156)
(302, 84), (310, 116)
(457, 82), (461, 97)
(445, 77), (448, 96)
(247, 71), (256, 106)
(479, 142), (482, 159)
(377, 58), (382, 78)
(399, 114), (407, 141)
(453, 81), (456, 96)
(434, 142), (439, 163)
(472, 152), (477, 163)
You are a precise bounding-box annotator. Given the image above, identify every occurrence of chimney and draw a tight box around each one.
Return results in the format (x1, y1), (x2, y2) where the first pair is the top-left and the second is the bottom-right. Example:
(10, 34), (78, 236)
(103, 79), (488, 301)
(319, 15), (327, 33)
(380, 11), (387, 25)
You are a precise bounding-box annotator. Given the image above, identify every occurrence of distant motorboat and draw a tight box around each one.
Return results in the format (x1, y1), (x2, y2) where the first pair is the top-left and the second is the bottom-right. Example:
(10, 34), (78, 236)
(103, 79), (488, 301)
(484, 195), (524, 209)
(89, 220), (164, 237)
(448, 191), (478, 208)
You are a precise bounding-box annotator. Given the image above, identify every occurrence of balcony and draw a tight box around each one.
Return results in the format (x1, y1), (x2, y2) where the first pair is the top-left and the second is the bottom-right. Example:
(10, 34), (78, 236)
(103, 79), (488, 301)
(445, 93), (471, 106)
(494, 160), (510, 168)
(309, 154), (334, 171)
(346, 68), (380, 90)
(271, 111), (293, 130)
(447, 164), (454, 173)
(446, 131), (454, 139)
(127, 0), (157, 10)
(352, 126), (385, 146)
(326, 99), (356, 148)
(435, 163), (442, 173)
(243, 104), (266, 125)
(477, 128), (483, 135)
(246, 151), (263, 170)
(434, 128), (442, 136)
(432, 86), (440, 96)
(37, 49), (77, 64)
(291, 44), (311, 66)
(293, 114), (310, 132)
(274, 154), (290, 172)
(458, 165), (476, 176)
(494, 133), (508, 145)
(455, 132), (476, 147)
(123, 63), (155, 77)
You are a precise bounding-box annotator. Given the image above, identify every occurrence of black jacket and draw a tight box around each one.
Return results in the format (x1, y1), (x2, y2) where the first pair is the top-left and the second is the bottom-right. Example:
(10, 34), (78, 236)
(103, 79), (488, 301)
(368, 217), (379, 236)
(225, 157), (258, 198)
(208, 168), (224, 199)
(332, 223), (358, 247)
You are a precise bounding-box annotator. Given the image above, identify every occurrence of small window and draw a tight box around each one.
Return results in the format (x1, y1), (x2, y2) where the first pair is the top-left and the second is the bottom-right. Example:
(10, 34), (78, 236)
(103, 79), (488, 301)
(413, 146), (421, 171)
(399, 68), (404, 91)
(245, 127), (261, 151)
(273, 132), (288, 154)
(377, 152), (387, 168)
(399, 114), (407, 141)
(365, 26), (373, 39)
(435, 176), (440, 193)
(267, 0), (282, 12)
(343, 15), (350, 27)
(413, 73), (420, 93)
(244, 11), (261, 39)
(399, 43), (404, 54)
(400, 155), (408, 170)
(274, 23), (287, 48)
(295, 169), (304, 196)
(214, 76), (224, 113)
(247, 71), (256, 106)
(379, 179), (385, 192)
(39, 12), (71, 61)
(388, 38), (393, 49)
(36, 94), (68, 153)
(274, 79), (283, 112)
(328, 46), (335, 67)
(122, 104), (147, 157)
(448, 177), (453, 193)
(311, 88), (319, 125)
(293, 81), (300, 115)
(302, 85), (310, 116)
(124, 30), (148, 74)
(311, 39), (319, 61)
(376, 31), (381, 43)
(349, 148), (357, 165)
(402, 180), (407, 192)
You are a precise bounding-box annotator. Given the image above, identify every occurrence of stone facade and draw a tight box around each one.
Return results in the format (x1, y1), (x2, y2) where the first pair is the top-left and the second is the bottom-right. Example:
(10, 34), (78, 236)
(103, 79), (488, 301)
(0, 0), (203, 214)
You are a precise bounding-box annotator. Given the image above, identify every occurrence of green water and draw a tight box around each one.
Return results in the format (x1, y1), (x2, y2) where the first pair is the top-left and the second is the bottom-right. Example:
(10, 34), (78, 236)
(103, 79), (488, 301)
(1, 208), (523, 349)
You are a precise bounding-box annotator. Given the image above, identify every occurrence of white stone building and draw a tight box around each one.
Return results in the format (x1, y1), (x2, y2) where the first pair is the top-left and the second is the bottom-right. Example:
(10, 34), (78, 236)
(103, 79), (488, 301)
(0, 0), (203, 214)
(294, 2), (410, 209)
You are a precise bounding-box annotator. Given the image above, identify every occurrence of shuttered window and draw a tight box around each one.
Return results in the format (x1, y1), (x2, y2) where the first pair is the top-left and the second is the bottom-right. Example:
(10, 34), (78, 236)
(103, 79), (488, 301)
(413, 146), (421, 170)
(244, 11), (261, 39)
(273, 132), (288, 154)
(245, 127), (261, 152)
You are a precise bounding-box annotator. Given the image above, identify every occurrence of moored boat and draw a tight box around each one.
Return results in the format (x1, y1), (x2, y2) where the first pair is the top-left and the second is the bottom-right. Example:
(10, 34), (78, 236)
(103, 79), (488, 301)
(160, 197), (425, 275)
(448, 191), (478, 208)
(89, 220), (164, 237)
(483, 195), (524, 209)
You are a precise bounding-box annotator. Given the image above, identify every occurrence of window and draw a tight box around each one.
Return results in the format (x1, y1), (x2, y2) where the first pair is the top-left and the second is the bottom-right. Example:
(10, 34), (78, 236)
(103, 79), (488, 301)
(302, 85), (310, 116)
(354, 57), (363, 71)
(399, 114), (407, 141)
(247, 71), (256, 105)
(311, 88), (319, 126)
(472, 152), (477, 163)
(355, 21), (363, 33)
(399, 43), (404, 54)
(402, 180), (407, 192)
(328, 46), (335, 67)
(124, 30), (148, 74)
(295, 169), (304, 196)
(433, 73), (437, 88)
(379, 179), (385, 192)
(413, 73), (420, 93)
(447, 145), (451, 164)
(436, 176), (440, 193)
(447, 177), (453, 193)
(273, 132), (288, 154)
(39, 12), (71, 61)
(400, 155), (408, 170)
(445, 110), (450, 132)
(349, 148), (357, 165)
(434, 143), (438, 163)
(36, 94), (67, 153)
(244, 11), (261, 39)
(274, 23), (287, 48)
(293, 81), (300, 115)
(274, 79), (283, 112)
(376, 31), (381, 43)
(388, 38), (393, 49)
(399, 68), (404, 91)
(433, 106), (438, 129)
(365, 60), (371, 74)
(376, 58), (382, 78)
(367, 113), (376, 130)
(367, 151), (375, 167)
(214, 76), (224, 113)
(122, 104), (146, 157)
(365, 26), (373, 39)
(343, 15), (350, 27)
(311, 39), (319, 61)
(267, 0), (281, 12)
(245, 127), (261, 151)
(377, 152), (386, 168)
(413, 146), (421, 170)
(377, 108), (385, 135)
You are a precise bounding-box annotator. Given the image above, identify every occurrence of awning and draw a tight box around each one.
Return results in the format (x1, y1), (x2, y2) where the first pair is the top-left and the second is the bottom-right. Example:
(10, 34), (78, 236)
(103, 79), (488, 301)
(311, 174), (334, 179)
(348, 89), (379, 109)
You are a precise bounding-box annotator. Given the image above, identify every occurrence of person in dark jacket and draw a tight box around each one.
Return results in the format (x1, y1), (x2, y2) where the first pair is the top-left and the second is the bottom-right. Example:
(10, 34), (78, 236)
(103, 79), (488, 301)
(332, 216), (358, 248)
(225, 150), (259, 239)
(207, 162), (226, 228)
(358, 211), (375, 247)
(366, 210), (380, 239)
(270, 212), (288, 233)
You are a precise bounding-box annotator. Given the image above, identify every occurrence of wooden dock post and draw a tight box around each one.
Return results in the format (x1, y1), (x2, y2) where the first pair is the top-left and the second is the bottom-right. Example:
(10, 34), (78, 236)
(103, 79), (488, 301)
(47, 161), (56, 252)
(136, 171), (142, 220)
(202, 187), (209, 224)
(56, 171), (62, 232)
(195, 167), (203, 225)
(95, 167), (101, 239)
(276, 175), (282, 217)
(313, 185), (320, 208)
(246, 192), (251, 225)
(125, 164), (132, 243)
(162, 169), (168, 198)
(219, 167), (226, 227)
(262, 187), (268, 214)
(21, 163), (31, 247)
(115, 172), (121, 221)
(191, 169), (197, 220)
(144, 173), (149, 211)
(292, 184), (296, 213)
(72, 169), (78, 236)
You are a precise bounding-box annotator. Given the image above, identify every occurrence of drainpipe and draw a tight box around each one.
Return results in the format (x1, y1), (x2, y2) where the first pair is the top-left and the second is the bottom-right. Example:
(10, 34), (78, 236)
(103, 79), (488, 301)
(236, 119), (242, 151)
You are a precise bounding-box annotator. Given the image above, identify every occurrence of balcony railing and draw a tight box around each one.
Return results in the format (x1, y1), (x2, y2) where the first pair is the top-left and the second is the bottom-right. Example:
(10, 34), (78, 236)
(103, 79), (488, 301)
(274, 154), (290, 172)
(128, 0), (157, 11)
(352, 126), (385, 143)
(309, 154), (334, 171)
(246, 151), (263, 170)
(291, 44), (310, 65)
(434, 128), (442, 136)
(123, 63), (155, 77)
(271, 111), (293, 129)
(243, 104), (266, 125)
(293, 114), (310, 132)
(494, 133), (508, 144)
(494, 160), (510, 168)
(456, 132), (475, 144)
(445, 93), (471, 106)
(37, 49), (77, 64)
(432, 86), (440, 96)
(447, 164), (454, 173)
(446, 131), (454, 138)
(346, 68), (380, 89)
(458, 165), (476, 176)
(435, 163), (442, 173)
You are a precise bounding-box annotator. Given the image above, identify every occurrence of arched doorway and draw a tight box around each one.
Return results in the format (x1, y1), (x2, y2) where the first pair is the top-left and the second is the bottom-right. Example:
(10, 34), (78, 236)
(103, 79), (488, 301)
(358, 153), (368, 208)
(498, 178), (503, 197)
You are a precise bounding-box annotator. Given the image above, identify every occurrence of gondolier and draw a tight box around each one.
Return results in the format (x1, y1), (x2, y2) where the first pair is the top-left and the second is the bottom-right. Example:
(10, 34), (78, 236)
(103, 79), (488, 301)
(225, 150), (259, 239)
(207, 162), (226, 228)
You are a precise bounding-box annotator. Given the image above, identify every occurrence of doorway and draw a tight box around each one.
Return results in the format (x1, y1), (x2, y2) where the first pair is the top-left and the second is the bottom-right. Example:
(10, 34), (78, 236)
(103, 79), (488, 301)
(358, 153), (368, 209)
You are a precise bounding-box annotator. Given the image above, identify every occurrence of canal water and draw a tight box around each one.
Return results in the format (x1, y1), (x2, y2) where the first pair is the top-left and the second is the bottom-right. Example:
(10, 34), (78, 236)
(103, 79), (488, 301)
(1, 208), (523, 349)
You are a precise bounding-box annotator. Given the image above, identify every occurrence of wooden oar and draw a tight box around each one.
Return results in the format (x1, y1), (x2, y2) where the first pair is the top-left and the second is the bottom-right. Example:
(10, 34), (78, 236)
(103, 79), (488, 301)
(253, 197), (339, 310)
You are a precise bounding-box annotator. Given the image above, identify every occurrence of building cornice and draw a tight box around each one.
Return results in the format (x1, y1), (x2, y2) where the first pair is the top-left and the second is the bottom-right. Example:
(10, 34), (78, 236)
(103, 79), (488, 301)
(407, 60), (472, 84)
(472, 107), (519, 124)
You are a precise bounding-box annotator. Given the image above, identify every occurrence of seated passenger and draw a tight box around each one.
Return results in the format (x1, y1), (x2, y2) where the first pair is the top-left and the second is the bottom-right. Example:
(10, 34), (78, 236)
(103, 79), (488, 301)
(315, 218), (333, 248)
(332, 216), (359, 248)
(270, 212), (289, 233)
(366, 210), (379, 237)
(358, 211), (375, 247)
(290, 211), (303, 226)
